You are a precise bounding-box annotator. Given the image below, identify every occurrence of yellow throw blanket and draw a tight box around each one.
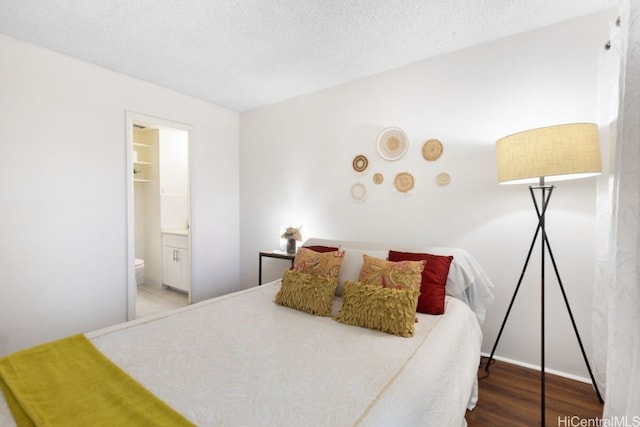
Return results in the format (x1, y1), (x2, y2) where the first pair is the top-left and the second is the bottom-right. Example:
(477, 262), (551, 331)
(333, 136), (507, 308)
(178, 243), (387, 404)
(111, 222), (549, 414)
(0, 334), (195, 426)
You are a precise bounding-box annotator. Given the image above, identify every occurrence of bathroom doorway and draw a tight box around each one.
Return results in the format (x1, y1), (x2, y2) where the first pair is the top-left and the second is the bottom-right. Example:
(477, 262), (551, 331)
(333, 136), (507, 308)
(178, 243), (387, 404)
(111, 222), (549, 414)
(126, 112), (192, 320)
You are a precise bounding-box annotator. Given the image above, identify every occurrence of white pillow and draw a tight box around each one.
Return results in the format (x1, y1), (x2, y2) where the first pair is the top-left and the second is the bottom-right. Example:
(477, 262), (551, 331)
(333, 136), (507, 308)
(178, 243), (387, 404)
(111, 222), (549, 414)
(336, 247), (388, 296)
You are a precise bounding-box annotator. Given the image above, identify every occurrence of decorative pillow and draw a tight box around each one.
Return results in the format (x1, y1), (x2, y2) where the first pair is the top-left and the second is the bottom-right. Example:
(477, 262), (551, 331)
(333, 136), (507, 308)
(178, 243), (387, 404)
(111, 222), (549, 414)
(302, 245), (339, 253)
(292, 247), (344, 278)
(388, 250), (453, 315)
(335, 281), (420, 337)
(358, 254), (425, 292)
(275, 270), (338, 316)
(336, 248), (388, 297)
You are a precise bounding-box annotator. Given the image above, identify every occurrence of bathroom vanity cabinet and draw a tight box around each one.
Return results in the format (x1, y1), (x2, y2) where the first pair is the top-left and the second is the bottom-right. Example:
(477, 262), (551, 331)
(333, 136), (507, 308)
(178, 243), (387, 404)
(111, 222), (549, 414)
(162, 232), (190, 293)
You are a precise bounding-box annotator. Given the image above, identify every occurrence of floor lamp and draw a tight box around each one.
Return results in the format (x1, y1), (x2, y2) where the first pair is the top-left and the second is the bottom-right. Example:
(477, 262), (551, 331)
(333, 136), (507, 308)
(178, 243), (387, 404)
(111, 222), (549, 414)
(485, 123), (605, 426)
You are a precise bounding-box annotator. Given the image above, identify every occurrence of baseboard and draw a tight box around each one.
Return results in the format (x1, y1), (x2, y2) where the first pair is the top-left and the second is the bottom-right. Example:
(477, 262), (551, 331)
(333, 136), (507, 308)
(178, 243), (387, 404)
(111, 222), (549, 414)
(480, 352), (592, 384)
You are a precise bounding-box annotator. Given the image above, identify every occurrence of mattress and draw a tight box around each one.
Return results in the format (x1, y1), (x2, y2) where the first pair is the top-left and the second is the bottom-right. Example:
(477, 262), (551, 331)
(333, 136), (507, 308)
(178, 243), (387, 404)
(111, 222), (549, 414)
(0, 281), (482, 427)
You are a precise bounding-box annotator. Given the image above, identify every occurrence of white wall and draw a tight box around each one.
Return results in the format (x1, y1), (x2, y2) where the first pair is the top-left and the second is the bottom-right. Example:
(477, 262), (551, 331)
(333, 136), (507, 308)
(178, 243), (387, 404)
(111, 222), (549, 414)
(239, 10), (616, 379)
(0, 34), (240, 356)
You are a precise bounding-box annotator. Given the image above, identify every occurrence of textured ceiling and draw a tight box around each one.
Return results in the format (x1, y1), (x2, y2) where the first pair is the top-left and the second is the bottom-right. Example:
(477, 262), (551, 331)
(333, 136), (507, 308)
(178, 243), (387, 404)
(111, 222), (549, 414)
(0, 0), (617, 112)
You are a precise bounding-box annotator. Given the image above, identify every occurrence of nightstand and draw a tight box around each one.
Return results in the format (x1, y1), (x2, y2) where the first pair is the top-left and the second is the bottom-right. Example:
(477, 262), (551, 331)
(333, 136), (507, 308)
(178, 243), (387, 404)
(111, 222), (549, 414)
(258, 250), (295, 285)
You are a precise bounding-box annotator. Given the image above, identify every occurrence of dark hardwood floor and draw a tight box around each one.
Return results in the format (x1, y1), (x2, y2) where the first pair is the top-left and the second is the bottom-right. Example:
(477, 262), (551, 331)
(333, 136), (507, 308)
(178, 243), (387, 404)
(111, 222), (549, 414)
(466, 357), (604, 426)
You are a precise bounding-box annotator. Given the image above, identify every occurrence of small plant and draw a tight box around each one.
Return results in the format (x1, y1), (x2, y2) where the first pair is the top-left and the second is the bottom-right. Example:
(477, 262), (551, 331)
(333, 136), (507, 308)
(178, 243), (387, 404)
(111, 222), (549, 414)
(281, 226), (302, 241)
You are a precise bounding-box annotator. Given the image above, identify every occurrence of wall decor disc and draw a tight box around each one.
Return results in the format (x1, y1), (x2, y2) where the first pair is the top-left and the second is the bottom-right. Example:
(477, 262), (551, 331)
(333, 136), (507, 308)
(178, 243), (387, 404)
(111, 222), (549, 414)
(422, 139), (443, 161)
(350, 183), (367, 201)
(376, 127), (409, 160)
(393, 172), (415, 193)
(436, 172), (451, 186)
(373, 173), (384, 184)
(352, 154), (369, 173)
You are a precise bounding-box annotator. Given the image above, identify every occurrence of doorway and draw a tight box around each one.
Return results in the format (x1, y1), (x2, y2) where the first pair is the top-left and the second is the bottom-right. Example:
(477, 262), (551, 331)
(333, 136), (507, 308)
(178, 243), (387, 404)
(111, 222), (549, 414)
(126, 112), (192, 320)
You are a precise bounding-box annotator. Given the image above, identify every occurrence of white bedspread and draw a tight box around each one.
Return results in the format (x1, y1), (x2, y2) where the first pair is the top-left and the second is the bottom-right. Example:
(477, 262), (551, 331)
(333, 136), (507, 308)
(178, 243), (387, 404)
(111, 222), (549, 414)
(0, 281), (481, 427)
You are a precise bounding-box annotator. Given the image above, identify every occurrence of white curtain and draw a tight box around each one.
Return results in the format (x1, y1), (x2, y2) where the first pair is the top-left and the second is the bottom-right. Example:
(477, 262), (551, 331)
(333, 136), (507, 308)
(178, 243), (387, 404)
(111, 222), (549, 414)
(593, 13), (619, 399)
(594, 0), (640, 418)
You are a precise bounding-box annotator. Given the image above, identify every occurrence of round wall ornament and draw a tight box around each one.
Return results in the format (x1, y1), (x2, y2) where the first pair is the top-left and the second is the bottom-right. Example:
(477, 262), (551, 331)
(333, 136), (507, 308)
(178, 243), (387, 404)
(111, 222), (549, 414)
(352, 154), (369, 173)
(393, 172), (415, 193)
(422, 139), (443, 161)
(373, 173), (384, 184)
(436, 172), (451, 186)
(377, 127), (409, 160)
(350, 183), (367, 201)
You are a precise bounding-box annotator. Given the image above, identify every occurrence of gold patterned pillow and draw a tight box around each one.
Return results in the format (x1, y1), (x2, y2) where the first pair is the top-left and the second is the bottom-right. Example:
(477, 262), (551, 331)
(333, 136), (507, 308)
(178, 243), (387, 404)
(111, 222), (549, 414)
(358, 254), (425, 292)
(335, 281), (420, 337)
(275, 270), (338, 316)
(293, 247), (345, 279)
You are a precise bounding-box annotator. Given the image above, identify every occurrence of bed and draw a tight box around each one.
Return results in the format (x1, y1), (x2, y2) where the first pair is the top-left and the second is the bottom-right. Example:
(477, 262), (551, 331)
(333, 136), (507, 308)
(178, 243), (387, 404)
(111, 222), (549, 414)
(0, 238), (494, 427)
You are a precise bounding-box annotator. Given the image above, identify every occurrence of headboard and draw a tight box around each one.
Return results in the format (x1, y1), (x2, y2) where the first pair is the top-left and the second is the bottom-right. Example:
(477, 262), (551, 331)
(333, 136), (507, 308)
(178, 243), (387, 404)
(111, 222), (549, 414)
(302, 237), (495, 325)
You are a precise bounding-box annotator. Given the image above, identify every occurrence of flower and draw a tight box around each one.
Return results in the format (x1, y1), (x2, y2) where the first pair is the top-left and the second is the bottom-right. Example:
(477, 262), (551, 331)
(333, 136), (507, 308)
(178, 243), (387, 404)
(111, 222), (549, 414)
(281, 226), (302, 241)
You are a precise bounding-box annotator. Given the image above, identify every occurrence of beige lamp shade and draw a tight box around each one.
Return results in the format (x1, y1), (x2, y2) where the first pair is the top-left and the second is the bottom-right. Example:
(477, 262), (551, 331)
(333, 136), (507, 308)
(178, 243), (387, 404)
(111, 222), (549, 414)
(496, 123), (602, 185)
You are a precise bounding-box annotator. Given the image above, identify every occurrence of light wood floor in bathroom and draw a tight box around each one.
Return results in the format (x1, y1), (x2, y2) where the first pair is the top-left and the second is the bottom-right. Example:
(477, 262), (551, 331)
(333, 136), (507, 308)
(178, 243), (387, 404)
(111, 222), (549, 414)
(136, 284), (189, 319)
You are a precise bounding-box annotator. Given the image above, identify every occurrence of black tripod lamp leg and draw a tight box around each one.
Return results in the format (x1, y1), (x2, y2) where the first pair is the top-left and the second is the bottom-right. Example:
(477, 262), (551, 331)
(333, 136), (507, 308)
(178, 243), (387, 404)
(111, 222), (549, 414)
(485, 224), (541, 372)
(543, 233), (605, 404)
(486, 186), (550, 373)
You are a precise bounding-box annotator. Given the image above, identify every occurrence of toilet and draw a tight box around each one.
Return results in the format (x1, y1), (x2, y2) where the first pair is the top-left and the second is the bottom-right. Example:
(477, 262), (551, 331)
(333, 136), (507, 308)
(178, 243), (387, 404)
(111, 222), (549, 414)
(135, 258), (145, 285)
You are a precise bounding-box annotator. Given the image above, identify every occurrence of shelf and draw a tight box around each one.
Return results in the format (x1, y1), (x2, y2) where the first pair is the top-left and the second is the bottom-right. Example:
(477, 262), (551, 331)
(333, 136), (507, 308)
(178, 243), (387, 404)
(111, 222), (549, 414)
(133, 142), (151, 150)
(133, 142), (153, 181)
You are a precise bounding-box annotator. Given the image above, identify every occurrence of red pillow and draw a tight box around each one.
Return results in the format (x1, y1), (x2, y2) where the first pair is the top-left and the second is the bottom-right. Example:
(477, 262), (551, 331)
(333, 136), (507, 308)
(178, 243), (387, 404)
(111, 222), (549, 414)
(302, 245), (339, 253)
(388, 250), (453, 315)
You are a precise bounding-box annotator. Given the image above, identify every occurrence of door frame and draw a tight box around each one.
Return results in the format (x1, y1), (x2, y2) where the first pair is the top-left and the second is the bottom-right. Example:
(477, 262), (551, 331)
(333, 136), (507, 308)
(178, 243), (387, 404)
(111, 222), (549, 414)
(125, 111), (193, 320)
